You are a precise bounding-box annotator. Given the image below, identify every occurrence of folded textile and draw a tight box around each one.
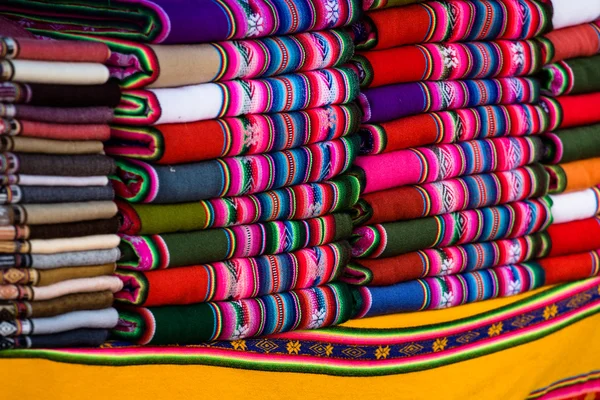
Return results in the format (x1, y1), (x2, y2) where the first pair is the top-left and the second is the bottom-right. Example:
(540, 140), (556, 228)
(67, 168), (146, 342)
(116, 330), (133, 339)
(352, 164), (549, 226)
(355, 136), (543, 194)
(547, 217), (600, 257)
(0, 104), (114, 124)
(0, 234), (120, 254)
(0, 36), (110, 63)
(114, 67), (359, 125)
(550, 186), (600, 224)
(363, 0), (423, 10)
(0, 308), (118, 336)
(118, 173), (362, 235)
(0, 264), (115, 286)
(0, 81), (121, 107)
(0, 59), (109, 85)
(352, 198), (552, 259)
(116, 241), (351, 306)
(546, 157), (600, 194)
(119, 213), (353, 271)
(542, 93), (600, 129)
(113, 283), (353, 344)
(551, 0), (600, 30)
(359, 77), (539, 123)
(1, 175), (109, 187)
(113, 135), (358, 203)
(0, 276), (122, 301)
(0, 248), (121, 270)
(343, 232), (550, 286)
(352, 250), (600, 317)
(0, 136), (103, 155)
(0, 185), (114, 205)
(0, 0), (361, 44)
(0, 217), (120, 240)
(0, 202), (118, 226)
(541, 55), (600, 96)
(0, 119), (110, 141)
(355, 40), (544, 88)
(359, 103), (552, 155)
(543, 124), (600, 164)
(543, 20), (600, 63)
(0, 153), (115, 176)
(0, 328), (109, 350)
(0, 291), (114, 321)
(354, 0), (551, 50)
(106, 104), (361, 164)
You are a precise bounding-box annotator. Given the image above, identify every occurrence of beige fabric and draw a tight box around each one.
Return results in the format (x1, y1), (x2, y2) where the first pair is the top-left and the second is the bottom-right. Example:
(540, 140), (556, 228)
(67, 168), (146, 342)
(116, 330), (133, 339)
(18, 201), (118, 225)
(24, 234), (120, 254)
(148, 44), (221, 88)
(1, 136), (104, 155)
(0, 276), (123, 301)
(7, 60), (109, 85)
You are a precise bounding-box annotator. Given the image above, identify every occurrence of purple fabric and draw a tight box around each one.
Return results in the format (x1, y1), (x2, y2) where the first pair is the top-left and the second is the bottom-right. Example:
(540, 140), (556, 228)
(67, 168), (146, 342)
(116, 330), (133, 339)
(359, 84), (425, 123)
(12, 106), (114, 124)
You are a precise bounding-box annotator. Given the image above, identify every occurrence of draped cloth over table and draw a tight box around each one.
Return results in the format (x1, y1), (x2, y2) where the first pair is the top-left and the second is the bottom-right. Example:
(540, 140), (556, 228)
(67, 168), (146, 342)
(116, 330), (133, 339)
(359, 103), (553, 155)
(106, 104), (362, 164)
(541, 55), (600, 96)
(355, 136), (543, 194)
(112, 135), (359, 203)
(115, 242), (351, 306)
(114, 67), (359, 125)
(0, 0), (362, 44)
(542, 20), (600, 63)
(118, 213), (353, 271)
(352, 249), (600, 317)
(118, 173), (363, 235)
(352, 164), (549, 226)
(113, 283), (354, 344)
(354, 0), (552, 50)
(359, 77), (539, 123)
(352, 197), (552, 259)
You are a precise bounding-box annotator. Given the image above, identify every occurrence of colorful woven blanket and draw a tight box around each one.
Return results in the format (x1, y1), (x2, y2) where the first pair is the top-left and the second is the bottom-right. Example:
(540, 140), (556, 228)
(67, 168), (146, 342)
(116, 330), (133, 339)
(542, 55), (600, 96)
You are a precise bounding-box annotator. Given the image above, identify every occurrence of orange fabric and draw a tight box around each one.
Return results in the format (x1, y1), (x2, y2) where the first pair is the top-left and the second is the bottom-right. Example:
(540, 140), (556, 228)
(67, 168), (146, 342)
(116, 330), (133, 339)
(562, 157), (600, 192)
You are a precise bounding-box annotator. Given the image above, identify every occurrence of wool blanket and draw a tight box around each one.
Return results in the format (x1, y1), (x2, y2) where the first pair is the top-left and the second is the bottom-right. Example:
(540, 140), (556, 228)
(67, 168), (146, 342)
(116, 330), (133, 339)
(0, 36), (110, 63)
(113, 135), (358, 203)
(118, 213), (353, 271)
(542, 55), (600, 96)
(542, 93), (600, 129)
(551, 0), (600, 30)
(359, 77), (539, 123)
(354, 0), (551, 50)
(0, 218), (120, 241)
(0, 308), (118, 336)
(0, 153), (115, 177)
(547, 217), (600, 257)
(0, 137), (103, 155)
(106, 104), (361, 164)
(114, 67), (359, 126)
(543, 124), (600, 164)
(117, 173), (362, 235)
(0, 276), (122, 301)
(0, 105), (114, 124)
(343, 232), (550, 286)
(0, 291), (114, 321)
(0, 119), (110, 141)
(0, 202), (118, 226)
(0, 0), (361, 44)
(0, 234), (120, 255)
(352, 197), (552, 259)
(355, 40), (544, 88)
(359, 103), (552, 155)
(0, 264), (115, 286)
(352, 250), (600, 317)
(0, 81), (121, 107)
(355, 136), (543, 194)
(0, 249), (121, 270)
(1, 175), (109, 187)
(113, 283), (353, 344)
(543, 20), (600, 63)
(0, 59), (109, 85)
(0, 185), (114, 205)
(0, 328), (109, 350)
(546, 157), (600, 194)
(352, 164), (549, 226)
(115, 242), (351, 306)
(550, 186), (600, 224)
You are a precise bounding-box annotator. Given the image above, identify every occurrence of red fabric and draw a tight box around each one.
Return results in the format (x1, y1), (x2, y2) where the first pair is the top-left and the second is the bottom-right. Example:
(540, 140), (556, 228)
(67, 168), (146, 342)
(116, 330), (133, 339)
(15, 37), (111, 63)
(546, 20), (600, 63)
(539, 250), (600, 285)
(158, 120), (227, 164)
(558, 92), (600, 128)
(19, 120), (110, 141)
(368, 6), (431, 50)
(144, 266), (210, 306)
(360, 46), (427, 86)
(548, 217), (600, 257)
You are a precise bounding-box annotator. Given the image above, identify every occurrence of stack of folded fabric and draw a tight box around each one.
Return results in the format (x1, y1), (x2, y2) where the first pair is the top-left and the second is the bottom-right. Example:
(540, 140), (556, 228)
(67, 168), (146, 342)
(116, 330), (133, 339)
(340, 0), (587, 317)
(0, 23), (122, 350)
(4, 0), (366, 345)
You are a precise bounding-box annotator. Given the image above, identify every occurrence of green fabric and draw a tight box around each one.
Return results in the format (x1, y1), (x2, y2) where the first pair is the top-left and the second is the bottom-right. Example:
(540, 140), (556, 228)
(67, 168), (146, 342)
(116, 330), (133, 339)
(551, 123), (600, 164)
(569, 54), (600, 94)
(380, 218), (439, 257)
